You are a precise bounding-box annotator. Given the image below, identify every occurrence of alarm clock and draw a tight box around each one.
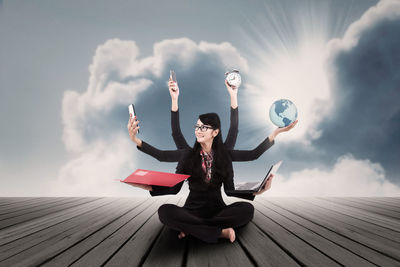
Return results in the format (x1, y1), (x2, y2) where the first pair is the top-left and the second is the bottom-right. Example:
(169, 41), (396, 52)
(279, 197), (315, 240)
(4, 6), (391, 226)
(225, 69), (241, 88)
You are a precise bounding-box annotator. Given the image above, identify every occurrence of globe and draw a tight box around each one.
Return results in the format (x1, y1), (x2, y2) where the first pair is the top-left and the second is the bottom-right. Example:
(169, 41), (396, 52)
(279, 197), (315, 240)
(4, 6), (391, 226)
(269, 99), (298, 127)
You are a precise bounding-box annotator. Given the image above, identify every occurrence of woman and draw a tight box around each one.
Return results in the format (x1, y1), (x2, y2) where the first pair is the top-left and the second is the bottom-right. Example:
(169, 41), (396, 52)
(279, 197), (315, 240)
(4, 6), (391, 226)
(127, 91), (297, 244)
(167, 77), (239, 240)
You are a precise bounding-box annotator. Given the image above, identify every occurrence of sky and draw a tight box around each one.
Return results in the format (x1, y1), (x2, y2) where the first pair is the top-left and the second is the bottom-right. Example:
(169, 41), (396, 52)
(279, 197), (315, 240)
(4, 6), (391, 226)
(0, 0), (399, 197)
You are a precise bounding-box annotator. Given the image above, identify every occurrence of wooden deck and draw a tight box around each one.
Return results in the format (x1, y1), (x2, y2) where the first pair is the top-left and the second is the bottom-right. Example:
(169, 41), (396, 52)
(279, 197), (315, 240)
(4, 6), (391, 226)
(0, 197), (399, 267)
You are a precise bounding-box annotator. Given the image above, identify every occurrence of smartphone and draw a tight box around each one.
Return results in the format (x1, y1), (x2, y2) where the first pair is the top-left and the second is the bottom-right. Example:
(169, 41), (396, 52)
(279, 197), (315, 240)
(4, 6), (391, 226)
(128, 104), (139, 134)
(170, 70), (176, 82)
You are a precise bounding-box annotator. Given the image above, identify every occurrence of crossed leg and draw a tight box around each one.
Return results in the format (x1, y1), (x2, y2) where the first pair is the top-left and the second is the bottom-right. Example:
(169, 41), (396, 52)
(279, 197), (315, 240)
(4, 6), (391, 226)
(158, 204), (222, 243)
(203, 201), (255, 228)
(157, 201), (254, 244)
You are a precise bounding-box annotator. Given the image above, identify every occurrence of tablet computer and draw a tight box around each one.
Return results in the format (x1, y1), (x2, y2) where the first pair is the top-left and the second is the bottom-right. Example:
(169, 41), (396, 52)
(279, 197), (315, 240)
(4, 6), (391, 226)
(234, 161), (282, 193)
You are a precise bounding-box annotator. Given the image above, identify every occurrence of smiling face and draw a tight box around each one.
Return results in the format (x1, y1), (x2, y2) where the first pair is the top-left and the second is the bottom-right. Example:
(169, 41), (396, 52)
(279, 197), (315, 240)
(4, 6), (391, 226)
(195, 119), (219, 144)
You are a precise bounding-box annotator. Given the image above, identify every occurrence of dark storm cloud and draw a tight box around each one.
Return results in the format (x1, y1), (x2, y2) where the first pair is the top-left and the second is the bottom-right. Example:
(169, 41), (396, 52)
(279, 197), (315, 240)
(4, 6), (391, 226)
(314, 18), (400, 182)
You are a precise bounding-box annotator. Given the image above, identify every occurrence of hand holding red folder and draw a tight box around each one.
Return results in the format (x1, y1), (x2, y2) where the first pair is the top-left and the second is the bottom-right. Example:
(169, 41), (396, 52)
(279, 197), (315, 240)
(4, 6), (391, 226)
(127, 183), (153, 191)
(118, 169), (190, 190)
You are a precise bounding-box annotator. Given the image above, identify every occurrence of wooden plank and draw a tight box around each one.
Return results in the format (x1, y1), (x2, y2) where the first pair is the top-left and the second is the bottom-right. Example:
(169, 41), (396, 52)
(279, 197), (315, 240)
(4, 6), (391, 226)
(141, 197), (187, 267)
(0, 198), (120, 260)
(309, 197), (400, 232)
(183, 197), (255, 267)
(224, 198), (300, 267)
(343, 197), (400, 213)
(266, 198), (400, 262)
(0, 198), (104, 246)
(72, 196), (178, 267)
(380, 197), (400, 205)
(323, 198), (400, 220)
(186, 236), (254, 267)
(0, 198), (90, 230)
(296, 198), (400, 243)
(0, 197), (66, 215)
(294, 197), (400, 243)
(259, 198), (400, 267)
(361, 198), (400, 209)
(255, 198), (375, 267)
(249, 199), (340, 267)
(40, 197), (152, 266)
(0, 198), (136, 266)
(0, 198), (36, 208)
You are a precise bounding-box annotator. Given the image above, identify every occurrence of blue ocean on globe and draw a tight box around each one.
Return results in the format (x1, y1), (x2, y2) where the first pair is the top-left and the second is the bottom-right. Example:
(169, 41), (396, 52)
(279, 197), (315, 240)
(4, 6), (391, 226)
(269, 99), (298, 127)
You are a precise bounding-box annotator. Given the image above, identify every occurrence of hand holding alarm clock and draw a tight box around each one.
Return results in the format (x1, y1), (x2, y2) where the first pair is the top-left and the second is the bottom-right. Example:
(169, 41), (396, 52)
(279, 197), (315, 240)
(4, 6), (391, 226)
(225, 69), (241, 88)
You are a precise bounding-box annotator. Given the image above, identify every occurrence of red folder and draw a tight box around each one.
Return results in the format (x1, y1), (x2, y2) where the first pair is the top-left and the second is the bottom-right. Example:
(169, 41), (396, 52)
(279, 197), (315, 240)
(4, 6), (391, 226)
(120, 169), (190, 187)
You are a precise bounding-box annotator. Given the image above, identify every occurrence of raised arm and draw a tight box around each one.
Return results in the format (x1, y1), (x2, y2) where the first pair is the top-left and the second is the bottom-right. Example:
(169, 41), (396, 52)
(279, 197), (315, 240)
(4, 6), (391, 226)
(169, 75), (191, 149)
(224, 79), (239, 150)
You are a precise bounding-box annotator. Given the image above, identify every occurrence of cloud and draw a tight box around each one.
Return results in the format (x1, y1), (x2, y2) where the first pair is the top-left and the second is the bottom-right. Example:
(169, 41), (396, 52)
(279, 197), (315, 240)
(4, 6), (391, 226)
(264, 154), (400, 197)
(233, 0), (400, 197)
(50, 135), (135, 196)
(327, 0), (400, 55)
(313, 0), (400, 181)
(53, 38), (248, 196)
(61, 39), (152, 153)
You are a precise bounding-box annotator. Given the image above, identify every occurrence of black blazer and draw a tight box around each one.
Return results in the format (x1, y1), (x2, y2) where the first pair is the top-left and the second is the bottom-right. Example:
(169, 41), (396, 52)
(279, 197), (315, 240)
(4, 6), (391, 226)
(136, 107), (274, 202)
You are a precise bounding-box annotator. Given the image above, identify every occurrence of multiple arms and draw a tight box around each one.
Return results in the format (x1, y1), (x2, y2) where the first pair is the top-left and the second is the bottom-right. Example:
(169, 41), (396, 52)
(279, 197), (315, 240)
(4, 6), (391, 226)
(128, 73), (298, 198)
(168, 77), (239, 150)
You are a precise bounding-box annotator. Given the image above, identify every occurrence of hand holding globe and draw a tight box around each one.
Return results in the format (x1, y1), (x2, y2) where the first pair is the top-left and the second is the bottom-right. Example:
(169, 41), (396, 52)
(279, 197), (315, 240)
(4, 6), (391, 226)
(269, 99), (298, 127)
(268, 99), (298, 141)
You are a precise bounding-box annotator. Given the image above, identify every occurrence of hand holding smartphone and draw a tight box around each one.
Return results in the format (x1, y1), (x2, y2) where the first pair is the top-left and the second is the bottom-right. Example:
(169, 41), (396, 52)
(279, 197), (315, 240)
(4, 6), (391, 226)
(128, 104), (139, 134)
(170, 70), (177, 92)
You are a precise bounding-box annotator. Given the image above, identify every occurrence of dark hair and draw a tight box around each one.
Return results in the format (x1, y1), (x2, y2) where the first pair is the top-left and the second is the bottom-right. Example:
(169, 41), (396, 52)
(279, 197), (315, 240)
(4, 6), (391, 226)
(183, 113), (231, 186)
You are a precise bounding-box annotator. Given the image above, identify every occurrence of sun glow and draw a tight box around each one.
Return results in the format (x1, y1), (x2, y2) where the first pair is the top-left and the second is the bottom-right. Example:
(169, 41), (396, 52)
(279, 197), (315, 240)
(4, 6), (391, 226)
(238, 0), (355, 144)
(247, 41), (331, 143)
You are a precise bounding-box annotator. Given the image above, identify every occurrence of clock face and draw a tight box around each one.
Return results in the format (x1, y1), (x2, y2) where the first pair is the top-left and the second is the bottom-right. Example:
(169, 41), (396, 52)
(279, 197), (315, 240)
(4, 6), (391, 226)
(226, 72), (241, 87)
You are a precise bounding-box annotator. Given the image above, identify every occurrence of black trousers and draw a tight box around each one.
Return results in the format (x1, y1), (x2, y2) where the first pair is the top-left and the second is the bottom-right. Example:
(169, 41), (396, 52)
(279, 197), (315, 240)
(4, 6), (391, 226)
(157, 201), (255, 243)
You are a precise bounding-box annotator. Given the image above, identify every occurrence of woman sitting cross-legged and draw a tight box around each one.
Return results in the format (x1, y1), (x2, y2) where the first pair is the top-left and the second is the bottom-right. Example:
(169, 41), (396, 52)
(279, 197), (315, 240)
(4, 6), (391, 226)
(166, 74), (240, 240)
(127, 106), (297, 244)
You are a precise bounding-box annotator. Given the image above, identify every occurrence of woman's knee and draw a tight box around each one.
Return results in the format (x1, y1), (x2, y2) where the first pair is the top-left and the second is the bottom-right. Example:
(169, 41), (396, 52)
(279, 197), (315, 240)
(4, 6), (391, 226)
(158, 204), (177, 224)
(236, 202), (254, 220)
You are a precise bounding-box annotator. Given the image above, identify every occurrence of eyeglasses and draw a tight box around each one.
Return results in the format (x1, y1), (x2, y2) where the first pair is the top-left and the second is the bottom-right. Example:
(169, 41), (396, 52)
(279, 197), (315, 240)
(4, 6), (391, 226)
(194, 124), (213, 132)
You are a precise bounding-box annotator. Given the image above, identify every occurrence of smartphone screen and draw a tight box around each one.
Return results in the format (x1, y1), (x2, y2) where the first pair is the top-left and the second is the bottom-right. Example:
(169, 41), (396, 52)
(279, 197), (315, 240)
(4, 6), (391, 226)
(170, 70), (176, 82)
(128, 104), (139, 134)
